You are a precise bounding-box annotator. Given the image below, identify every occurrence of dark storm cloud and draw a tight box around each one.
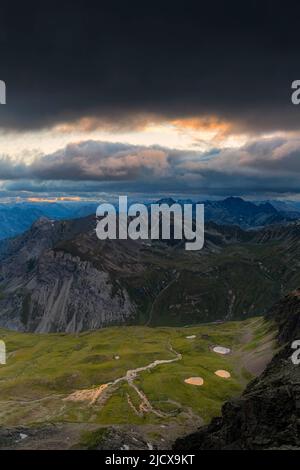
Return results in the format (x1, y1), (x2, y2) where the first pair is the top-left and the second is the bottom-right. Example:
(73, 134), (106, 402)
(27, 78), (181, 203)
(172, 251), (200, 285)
(0, 1), (300, 133)
(0, 141), (169, 181)
(2, 137), (300, 195)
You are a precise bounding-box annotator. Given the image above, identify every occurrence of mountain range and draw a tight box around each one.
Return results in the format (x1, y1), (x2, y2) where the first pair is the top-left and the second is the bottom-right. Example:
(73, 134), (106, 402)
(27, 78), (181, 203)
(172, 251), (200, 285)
(0, 201), (99, 240)
(160, 196), (299, 228)
(0, 196), (299, 241)
(0, 199), (299, 450)
(1, 210), (300, 333)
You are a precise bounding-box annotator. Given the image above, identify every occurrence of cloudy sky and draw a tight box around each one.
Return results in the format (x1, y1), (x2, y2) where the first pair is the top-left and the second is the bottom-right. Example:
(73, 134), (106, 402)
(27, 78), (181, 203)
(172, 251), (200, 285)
(1, 0), (300, 200)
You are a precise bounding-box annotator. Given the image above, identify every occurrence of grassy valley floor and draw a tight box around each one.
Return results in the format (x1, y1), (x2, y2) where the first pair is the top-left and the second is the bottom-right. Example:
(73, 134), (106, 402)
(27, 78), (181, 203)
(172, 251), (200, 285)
(0, 317), (276, 449)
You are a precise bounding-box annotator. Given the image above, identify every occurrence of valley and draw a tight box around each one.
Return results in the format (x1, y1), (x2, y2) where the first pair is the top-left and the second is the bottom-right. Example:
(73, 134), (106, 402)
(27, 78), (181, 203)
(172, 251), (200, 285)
(0, 204), (298, 450)
(0, 316), (275, 449)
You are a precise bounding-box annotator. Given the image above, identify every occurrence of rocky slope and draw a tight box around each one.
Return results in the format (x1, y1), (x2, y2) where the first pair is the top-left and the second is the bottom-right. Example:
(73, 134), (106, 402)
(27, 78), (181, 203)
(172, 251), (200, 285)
(174, 290), (300, 450)
(0, 217), (135, 332)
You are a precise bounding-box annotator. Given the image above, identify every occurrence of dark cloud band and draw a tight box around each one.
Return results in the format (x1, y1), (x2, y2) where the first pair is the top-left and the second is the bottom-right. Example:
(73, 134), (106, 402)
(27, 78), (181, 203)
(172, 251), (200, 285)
(2, 137), (300, 196)
(0, 1), (300, 132)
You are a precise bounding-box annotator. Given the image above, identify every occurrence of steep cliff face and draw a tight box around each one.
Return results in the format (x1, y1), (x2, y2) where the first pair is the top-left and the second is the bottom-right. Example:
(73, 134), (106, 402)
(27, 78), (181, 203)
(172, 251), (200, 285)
(0, 217), (136, 332)
(1, 250), (133, 333)
(174, 290), (300, 450)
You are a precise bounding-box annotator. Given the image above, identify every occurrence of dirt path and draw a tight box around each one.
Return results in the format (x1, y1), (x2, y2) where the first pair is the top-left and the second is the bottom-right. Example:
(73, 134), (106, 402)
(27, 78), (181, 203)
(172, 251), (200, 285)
(65, 343), (182, 417)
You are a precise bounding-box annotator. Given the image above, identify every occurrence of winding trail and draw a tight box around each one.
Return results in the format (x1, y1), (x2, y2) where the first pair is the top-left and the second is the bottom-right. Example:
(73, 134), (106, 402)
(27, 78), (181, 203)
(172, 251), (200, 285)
(65, 343), (182, 417)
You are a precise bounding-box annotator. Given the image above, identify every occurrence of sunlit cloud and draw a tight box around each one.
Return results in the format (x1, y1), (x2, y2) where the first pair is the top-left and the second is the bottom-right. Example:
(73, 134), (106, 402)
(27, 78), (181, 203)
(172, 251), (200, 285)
(27, 196), (82, 203)
(0, 113), (251, 164)
(2, 137), (300, 196)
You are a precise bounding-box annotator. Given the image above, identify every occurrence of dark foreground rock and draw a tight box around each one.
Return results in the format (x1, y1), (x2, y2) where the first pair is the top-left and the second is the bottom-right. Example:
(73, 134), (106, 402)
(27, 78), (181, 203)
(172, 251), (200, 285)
(0, 424), (157, 450)
(77, 426), (156, 450)
(174, 290), (300, 450)
(0, 425), (56, 449)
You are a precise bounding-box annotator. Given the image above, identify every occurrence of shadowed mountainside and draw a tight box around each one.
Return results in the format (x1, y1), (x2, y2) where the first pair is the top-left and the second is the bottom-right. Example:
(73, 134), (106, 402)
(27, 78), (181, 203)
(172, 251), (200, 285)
(1, 212), (300, 332)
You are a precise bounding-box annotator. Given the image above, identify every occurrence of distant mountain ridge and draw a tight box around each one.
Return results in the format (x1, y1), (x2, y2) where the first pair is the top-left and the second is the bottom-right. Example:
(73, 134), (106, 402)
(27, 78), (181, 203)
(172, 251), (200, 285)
(202, 196), (287, 228)
(0, 201), (99, 240)
(157, 196), (298, 229)
(0, 196), (299, 241)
